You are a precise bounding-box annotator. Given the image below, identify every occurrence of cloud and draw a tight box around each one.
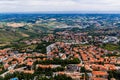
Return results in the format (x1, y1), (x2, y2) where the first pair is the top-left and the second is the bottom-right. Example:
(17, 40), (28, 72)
(0, 0), (120, 13)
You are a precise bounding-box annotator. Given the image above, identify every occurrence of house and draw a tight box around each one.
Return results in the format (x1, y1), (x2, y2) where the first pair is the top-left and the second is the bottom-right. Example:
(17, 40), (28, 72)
(23, 70), (34, 74)
(67, 64), (80, 72)
(92, 71), (108, 79)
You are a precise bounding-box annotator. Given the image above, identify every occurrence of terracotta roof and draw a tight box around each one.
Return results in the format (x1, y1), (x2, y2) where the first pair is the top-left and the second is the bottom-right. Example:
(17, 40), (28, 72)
(92, 71), (108, 76)
(92, 78), (108, 80)
(27, 61), (33, 66)
(23, 70), (34, 74)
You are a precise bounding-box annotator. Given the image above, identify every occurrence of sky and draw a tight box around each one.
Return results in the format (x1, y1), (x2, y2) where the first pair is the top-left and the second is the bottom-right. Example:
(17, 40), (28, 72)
(0, 0), (120, 13)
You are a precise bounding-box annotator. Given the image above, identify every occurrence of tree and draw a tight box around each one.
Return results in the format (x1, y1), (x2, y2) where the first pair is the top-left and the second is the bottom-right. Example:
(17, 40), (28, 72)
(54, 75), (72, 80)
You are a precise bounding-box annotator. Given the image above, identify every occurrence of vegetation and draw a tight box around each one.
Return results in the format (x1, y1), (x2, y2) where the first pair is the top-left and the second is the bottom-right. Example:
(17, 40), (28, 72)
(34, 58), (80, 66)
(108, 70), (120, 80)
(54, 74), (73, 80)
(3, 72), (35, 80)
(101, 43), (120, 51)
(34, 41), (54, 53)
(0, 70), (7, 75)
(1, 71), (72, 80)
(35, 67), (65, 75)
(80, 67), (91, 73)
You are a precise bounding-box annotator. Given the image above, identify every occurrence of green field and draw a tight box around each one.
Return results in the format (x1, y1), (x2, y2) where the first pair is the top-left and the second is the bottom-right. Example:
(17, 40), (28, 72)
(101, 43), (120, 51)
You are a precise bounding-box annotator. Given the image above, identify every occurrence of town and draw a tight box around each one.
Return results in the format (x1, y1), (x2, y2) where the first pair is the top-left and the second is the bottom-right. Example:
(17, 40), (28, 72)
(0, 14), (120, 80)
(0, 41), (120, 80)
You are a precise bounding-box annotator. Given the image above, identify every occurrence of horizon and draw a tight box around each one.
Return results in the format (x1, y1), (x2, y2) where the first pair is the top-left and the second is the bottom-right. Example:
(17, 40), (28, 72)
(1, 11), (120, 14)
(0, 0), (120, 13)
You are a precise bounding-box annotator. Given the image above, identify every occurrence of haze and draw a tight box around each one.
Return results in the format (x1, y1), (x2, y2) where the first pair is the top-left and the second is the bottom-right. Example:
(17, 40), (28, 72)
(0, 0), (120, 13)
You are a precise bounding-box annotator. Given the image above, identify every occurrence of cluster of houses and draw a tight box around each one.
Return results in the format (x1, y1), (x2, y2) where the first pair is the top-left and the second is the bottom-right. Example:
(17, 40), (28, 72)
(0, 42), (120, 80)
(47, 42), (81, 60)
(21, 34), (54, 45)
(0, 49), (47, 77)
(55, 31), (88, 44)
(55, 31), (120, 45)
(47, 42), (120, 80)
(79, 45), (120, 80)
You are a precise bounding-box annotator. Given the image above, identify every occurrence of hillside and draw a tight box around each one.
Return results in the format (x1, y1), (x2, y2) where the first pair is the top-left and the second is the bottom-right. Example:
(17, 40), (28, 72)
(0, 25), (49, 46)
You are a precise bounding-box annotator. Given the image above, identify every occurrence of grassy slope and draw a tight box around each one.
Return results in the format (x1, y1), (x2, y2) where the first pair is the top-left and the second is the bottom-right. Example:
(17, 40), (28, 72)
(0, 30), (23, 42)
(0, 25), (50, 47)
